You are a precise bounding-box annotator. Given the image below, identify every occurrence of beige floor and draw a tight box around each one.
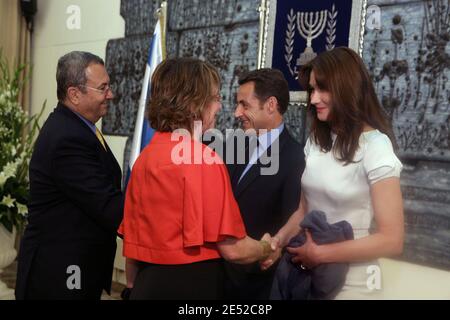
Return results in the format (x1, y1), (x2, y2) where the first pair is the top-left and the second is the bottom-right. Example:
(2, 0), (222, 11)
(1, 261), (125, 300)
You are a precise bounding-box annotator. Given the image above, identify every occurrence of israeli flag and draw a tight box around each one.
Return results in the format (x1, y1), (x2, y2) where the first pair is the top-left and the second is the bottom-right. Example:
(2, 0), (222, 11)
(126, 17), (165, 186)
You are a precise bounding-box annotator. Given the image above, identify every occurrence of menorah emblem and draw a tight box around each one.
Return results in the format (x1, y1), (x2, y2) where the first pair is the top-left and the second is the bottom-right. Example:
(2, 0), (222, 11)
(296, 10), (327, 66)
(284, 5), (338, 79)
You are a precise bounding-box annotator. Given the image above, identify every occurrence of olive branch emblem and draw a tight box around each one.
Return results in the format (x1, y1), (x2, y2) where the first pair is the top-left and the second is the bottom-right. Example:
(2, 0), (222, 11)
(326, 4), (337, 51)
(285, 9), (298, 78)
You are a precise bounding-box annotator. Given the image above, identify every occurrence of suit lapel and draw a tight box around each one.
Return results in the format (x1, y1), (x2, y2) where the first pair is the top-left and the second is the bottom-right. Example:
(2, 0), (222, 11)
(230, 163), (247, 189)
(227, 135), (253, 189)
(98, 136), (122, 187)
(56, 103), (105, 152)
(234, 161), (261, 196)
(56, 104), (122, 187)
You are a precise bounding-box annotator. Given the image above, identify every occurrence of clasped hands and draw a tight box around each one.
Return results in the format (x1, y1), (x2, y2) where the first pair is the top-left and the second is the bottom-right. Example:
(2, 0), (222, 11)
(259, 229), (322, 271)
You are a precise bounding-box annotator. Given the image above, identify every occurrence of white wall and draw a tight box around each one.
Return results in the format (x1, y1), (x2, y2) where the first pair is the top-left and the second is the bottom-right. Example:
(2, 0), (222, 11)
(29, 0), (450, 299)
(380, 259), (450, 299)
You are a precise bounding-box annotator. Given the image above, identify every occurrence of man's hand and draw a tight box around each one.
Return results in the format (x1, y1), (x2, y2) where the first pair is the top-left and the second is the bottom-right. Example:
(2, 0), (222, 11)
(259, 234), (281, 271)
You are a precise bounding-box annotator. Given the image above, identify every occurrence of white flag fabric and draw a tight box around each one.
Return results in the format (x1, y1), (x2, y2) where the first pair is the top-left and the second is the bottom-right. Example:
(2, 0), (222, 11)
(128, 18), (165, 173)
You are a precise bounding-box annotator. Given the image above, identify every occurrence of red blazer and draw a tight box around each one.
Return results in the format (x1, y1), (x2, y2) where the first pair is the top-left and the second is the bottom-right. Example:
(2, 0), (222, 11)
(119, 131), (246, 264)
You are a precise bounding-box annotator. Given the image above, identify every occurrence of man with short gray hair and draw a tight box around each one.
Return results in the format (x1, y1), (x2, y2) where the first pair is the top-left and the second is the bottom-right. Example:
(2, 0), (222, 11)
(16, 51), (124, 300)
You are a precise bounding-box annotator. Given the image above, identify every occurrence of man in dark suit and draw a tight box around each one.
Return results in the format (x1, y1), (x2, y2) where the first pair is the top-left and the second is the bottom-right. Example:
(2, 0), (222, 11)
(15, 51), (124, 300)
(224, 68), (305, 299)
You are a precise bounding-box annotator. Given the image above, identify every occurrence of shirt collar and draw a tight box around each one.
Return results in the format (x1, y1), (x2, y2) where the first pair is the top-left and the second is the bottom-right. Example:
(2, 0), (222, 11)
(71, 110), (97, 134)
(257, 122), (284, 149)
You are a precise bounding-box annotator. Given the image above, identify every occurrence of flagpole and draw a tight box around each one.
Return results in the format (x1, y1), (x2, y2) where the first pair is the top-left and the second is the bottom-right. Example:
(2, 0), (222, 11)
(128, 1), (167, 172)
(159, 1), (167, 59)
(257, 0), (268, 69)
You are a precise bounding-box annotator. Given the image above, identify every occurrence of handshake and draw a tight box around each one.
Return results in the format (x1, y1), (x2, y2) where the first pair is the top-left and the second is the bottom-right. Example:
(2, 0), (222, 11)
(258, 233), (282, 271)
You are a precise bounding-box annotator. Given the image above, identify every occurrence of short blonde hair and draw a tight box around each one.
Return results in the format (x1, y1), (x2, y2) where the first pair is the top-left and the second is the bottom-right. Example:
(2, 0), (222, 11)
(148, 57), (220, 132)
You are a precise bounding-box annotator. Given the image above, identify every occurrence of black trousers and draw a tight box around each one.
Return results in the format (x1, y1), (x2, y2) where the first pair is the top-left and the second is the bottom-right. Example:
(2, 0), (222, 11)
(23, 262), (104, 300)
(224, 261), (276, 300)
(130, 259), (225, 300)
(18, 245), (107, 300)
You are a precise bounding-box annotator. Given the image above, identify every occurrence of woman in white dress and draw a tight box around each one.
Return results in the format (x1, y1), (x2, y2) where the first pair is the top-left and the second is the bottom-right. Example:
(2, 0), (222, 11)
(264, 47), (404, 299)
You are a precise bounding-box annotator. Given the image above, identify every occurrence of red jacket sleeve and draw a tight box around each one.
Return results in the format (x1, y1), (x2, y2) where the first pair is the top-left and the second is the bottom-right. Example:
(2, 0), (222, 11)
(182, 153), (246, 247)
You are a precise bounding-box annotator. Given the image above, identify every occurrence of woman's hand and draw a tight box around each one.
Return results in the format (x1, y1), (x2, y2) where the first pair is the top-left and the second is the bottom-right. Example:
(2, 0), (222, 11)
(286, 229), (322, 269)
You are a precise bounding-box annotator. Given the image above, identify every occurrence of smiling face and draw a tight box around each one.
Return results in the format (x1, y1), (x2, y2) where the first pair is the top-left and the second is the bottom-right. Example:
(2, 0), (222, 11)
(76, 63), (114, 123)
(309, 70), (332, 122)
(234, 81), (270, 133)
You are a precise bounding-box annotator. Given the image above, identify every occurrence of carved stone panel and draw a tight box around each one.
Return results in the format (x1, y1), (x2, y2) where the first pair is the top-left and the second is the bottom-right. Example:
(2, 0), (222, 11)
(364, 1), (450, 161)
(175, 23), (307, 142)
(284, 105), (308, 144)
(364, 0), (450, 270)
(104, 36), (150, 135)
(400, 161), (450, 269)
(177, 24), (260, 130)
(169, 0), (260, 30)
(104, 32), (179, 136)
(121, 0), (162, 37)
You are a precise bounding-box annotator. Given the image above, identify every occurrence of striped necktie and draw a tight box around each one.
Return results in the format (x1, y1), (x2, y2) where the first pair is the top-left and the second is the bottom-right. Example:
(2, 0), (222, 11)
(95, 128), (107, 151)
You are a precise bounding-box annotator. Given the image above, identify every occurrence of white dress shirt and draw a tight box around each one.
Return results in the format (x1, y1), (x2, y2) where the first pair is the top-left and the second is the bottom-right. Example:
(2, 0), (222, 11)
(238, 123), (285, 183)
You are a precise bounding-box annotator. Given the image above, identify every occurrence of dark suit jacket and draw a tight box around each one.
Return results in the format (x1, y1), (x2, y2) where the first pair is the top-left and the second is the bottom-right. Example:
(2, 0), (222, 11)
(15, 103), (124, 300)
(224, 127), (305, 299)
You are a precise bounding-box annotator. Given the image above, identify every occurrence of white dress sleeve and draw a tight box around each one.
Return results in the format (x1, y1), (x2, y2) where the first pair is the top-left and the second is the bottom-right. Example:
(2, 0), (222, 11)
(363, 134), (403, 184)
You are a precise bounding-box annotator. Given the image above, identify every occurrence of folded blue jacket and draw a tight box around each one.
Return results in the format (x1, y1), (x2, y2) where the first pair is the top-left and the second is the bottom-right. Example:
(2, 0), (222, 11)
(270, 210), (354, 300)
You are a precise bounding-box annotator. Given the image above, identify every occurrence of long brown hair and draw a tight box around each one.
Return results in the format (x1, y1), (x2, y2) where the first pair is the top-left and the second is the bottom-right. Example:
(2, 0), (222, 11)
(148, 57), (220, 133)
(298, 47), (396, 164)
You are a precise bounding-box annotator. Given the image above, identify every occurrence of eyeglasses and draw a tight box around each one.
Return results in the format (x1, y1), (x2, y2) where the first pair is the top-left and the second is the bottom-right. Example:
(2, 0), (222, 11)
(79, 84), (113, 95)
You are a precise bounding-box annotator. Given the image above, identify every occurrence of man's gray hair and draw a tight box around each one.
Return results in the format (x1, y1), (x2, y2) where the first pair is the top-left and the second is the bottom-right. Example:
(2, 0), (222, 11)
(56, 51), (104, 101)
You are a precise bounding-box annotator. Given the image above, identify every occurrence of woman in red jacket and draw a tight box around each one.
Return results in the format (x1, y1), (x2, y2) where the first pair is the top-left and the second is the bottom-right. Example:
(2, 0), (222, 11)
(119, 57), (274, 300)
